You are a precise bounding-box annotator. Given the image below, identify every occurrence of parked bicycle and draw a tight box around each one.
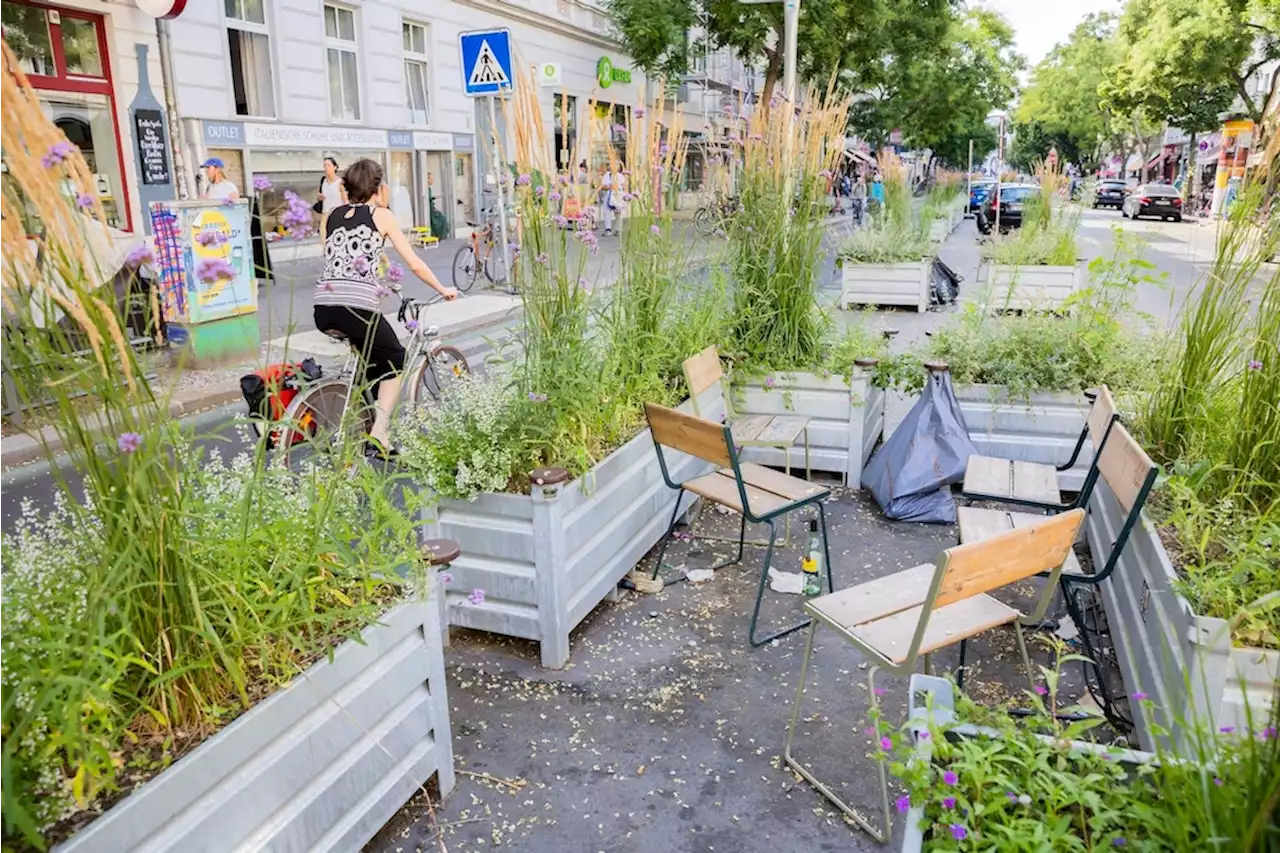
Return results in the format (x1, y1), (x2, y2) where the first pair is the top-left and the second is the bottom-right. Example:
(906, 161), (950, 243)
(272, 294), (470, 457)
(452, 209), (507, 291)
(693, 193), (740, 235)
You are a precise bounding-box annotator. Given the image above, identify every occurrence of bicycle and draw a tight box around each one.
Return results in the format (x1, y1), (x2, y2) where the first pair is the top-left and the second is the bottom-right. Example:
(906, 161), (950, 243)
(271, 294), (470, 457)
(693, 193), (740, 235)
(452, 209), (507, 291)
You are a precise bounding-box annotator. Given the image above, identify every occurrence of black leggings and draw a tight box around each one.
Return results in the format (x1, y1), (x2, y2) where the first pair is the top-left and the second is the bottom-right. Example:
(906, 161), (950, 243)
(313, 304), (405, 394)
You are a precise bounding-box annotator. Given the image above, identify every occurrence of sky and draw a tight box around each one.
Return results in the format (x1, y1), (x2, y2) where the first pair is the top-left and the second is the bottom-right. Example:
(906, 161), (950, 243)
(978, 0), (1123, 69)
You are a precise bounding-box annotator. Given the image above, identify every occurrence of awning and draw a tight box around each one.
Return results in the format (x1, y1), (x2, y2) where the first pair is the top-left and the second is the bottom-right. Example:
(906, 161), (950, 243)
(844, 148), (875, 165)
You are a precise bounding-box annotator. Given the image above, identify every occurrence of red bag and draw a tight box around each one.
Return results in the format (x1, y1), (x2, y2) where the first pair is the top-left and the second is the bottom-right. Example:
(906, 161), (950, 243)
(239, 358), (322, 447)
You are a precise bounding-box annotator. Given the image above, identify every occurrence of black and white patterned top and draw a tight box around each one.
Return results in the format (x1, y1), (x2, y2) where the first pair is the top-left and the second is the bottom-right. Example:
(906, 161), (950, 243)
(315, 204), (386, 312)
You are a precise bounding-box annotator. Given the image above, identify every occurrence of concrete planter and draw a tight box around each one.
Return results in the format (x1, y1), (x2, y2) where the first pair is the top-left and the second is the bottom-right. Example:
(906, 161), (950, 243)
(839, 258), (932, 312)
(1090, 479), (1280, 755)
(952, 384), (1091, 490)
(56, 599), (454, 853)
(419, 416), (708, 668)
(732, 368), (885, 487)
(980, 262), (1083, 311)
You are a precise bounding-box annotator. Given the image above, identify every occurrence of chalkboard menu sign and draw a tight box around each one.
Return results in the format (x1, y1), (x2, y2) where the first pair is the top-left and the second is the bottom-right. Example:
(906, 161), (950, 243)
(134, 108), (171, 186)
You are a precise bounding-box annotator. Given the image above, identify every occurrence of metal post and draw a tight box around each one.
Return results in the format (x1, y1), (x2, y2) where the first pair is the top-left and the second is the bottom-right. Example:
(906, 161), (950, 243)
(967, 138), (974, 200)
(156, 18), (194, 199)
(782, 0), (800, 209)
(994, 115), (1005, 232)
(488, 95), (512, 282)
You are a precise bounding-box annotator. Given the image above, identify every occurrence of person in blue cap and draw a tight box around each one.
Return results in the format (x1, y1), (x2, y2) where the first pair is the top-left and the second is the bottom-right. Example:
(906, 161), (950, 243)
(200, 157), (240, 202)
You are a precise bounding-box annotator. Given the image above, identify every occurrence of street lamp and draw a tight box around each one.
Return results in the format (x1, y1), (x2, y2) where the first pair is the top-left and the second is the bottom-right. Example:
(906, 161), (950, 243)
(987, 109), (1008, 233)
(741, 0), (799, 204)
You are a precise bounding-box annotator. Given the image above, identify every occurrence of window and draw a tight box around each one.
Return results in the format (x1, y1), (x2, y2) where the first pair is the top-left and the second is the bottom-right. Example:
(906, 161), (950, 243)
(403, 21), (429, 125)
(61, 16), (103, 77)
(2, 4), (55, 76)
(325, 4), (360, 121)
(224, 0), (275, 117)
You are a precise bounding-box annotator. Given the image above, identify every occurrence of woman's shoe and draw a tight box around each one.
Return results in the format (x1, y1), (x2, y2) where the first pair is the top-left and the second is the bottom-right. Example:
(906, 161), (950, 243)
(364, 436), (399, 461)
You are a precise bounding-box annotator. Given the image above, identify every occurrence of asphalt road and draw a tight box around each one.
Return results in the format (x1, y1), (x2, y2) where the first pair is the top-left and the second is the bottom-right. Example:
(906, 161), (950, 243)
(1, 208), (1256, 536)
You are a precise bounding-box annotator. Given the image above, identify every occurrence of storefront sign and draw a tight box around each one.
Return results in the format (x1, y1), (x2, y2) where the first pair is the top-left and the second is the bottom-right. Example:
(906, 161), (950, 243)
(596, 56), (632, 88)
(389, 130), (414, 149)
(187, 203), (255, 323)
(203, 120), (245, 147)
(242, 122), (388, 150)
(539, 62), (562, 87)
(134, 108), (171, 185)
(453, 134), (475, 151)
(413, 131), (453, 150)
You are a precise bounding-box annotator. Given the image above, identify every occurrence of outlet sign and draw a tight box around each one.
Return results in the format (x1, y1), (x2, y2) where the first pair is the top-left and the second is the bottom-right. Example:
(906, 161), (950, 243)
(596, 56), (632, 89)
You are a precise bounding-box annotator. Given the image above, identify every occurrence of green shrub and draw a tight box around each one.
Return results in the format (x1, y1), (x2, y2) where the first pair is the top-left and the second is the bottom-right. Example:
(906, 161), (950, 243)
(838, 225), (936, 264)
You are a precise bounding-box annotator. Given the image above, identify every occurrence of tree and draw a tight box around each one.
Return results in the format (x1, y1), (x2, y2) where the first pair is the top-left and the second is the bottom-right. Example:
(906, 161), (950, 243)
(848, 8), (1023, 165)
(1013, 14), (1124, 170)
(605, 0), (955, 107)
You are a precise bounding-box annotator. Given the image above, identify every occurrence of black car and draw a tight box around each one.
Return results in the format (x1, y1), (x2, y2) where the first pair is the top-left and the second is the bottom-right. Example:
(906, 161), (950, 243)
(968, 180), (996, 213)
(976, 184), (1039, 234)
(1094, 180), (1128, 209)
(1122, 184), (1183, 222)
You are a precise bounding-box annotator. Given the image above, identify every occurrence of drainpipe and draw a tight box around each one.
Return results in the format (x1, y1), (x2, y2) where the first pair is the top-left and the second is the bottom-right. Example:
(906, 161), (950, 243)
(156, 18), (195, 199)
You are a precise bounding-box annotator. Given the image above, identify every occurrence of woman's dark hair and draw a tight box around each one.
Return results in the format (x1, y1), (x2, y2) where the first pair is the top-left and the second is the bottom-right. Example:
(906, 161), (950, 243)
(323, 156), (339, 169)
(343, 158), (382, 203)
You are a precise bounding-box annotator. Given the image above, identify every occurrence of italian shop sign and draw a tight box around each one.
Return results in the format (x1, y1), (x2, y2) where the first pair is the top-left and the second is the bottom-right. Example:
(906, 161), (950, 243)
(596, 56), (632, 88)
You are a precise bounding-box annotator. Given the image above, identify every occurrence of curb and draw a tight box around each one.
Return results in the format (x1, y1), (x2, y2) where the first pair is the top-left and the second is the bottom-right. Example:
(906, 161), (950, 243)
(1, 387), (243, 470)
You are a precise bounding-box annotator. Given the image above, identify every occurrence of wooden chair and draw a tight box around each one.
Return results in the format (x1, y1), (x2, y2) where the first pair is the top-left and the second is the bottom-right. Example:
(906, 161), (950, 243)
(957, 421), (1158, 720)
(645, 402), (833, 646)
(684, 346), (811, 481)
(961, 385), (1120, 511)
(783, 509), (1085, 842)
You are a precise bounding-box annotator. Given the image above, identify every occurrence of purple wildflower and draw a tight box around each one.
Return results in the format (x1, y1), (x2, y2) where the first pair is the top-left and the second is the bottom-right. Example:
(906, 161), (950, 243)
(894, 795), (910, 814)
(516, 173), (531, 186)
(943, 797), (956, 809)
(468, 588), (486, 605)
(879, 736), (892, 751)
(41, 140), (73, 168)
(612, 123), (626, 135)
(1248, 359), (1263, 370)
(1261, 726), (1277, 741)
(535, 252), (549, 266)
(1132, 692), (1147, 701)
(650, 223), (661, 235)
(387, 262), (404, 282)
(553, 214), (569, 228)
(1034, 684), (1049, 696)
(195, 229), (229, 247)
(535, 185), (546, 197)
(943, 771), (958, 786)
(405, 319), (419, 332)
(528, 392), (548, 402)
(1006, 792), (1018, 803)
(376, 286), (390, 298)
(116, 432), (142, 454)
(124, 245), (154, 269)
(578, 277), (588, 289)
(750, 134), (762, 141)
(863, 728), (875, 736)
(873, 687), (886, 696)
(1113, 839), (1127, 848)
(549, 190), (562, 202)
(659, 144), (670, 156)
(949, 824), (967, 841)
(635, 106), (646, 118)
(621, 192), (634, 202)
(557, 174), (569, 185)
(764, 376), (775, 388)
(1220, 726), (1235, 734)
(1214, 777), (1224, 787)
(195, 257), (235, 283)
(253, 175), (272, 191)
(439, 572), (453, 584)
(76, 193), (94, 209)
(918, 731), (930, 740)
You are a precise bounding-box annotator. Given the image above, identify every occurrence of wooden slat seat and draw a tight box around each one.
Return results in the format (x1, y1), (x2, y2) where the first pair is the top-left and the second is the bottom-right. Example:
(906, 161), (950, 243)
(957, 506), (1083, 576)
(851, 596), (1020, 664)
(962, 456), (1062, 505)
(732, 462), (828, 502)
(746, 414), (810, 446)
(682, 472), (792, 517)
(731, 414), (775, 443)
(808, 563), (935, 629)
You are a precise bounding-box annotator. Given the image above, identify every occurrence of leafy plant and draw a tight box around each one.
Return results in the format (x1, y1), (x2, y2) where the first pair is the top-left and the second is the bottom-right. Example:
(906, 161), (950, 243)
(838, 225), (936, 264)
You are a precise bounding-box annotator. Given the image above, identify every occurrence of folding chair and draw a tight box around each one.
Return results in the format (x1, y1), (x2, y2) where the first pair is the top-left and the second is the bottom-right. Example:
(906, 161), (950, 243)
(958, 422), (1158, 724)
(961, 385), (1120, 512)
(645, 402), (833, 646)
(783, 509), (1085, 842)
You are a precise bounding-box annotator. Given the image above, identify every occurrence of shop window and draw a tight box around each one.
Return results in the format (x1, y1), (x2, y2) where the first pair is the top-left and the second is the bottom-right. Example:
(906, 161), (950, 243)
(324, 4), (360, 121)
(3, 4), (54, 76)
(225, 0), (275, 118)
(251, 148), (375, 236)
(60, 16), (102, 77)
(403, 21), (430, 126)
(554, 94), (577, 172)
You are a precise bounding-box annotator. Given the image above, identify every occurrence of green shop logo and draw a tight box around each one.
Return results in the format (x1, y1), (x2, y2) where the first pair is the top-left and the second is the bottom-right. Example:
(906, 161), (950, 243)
(596, 56), (632, 88)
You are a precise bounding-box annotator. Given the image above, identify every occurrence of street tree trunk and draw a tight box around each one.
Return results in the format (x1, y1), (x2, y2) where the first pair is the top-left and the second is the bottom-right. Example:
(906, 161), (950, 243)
(1186, 130), (1197, 205)
(760, 46), (782, 110)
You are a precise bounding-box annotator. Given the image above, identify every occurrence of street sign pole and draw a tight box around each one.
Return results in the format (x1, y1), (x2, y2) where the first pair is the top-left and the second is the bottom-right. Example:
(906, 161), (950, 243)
(488, 95), (511, 286)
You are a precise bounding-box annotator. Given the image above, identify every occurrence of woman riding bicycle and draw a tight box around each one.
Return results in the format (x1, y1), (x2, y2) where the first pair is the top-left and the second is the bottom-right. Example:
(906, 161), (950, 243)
(314, 158), (457, 457)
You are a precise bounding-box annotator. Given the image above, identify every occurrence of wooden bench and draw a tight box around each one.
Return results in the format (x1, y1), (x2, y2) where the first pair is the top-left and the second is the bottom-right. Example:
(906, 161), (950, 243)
(645, 402), (831, 647)
(684, 345), (811, 480)
(783, 509), (1084, 843)
(962, 385), (1120, 511)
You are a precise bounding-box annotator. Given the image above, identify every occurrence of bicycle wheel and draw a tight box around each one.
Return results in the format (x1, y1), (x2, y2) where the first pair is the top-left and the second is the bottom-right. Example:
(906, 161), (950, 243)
(693, 206), (714, 235)
(273, 379), (371, 464)
(415, 345), (471, 402)
(452, 244), (479, 292)
(483, 247), (507, 285)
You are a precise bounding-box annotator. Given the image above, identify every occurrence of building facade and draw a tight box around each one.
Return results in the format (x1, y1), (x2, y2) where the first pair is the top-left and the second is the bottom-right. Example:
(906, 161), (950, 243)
(164, 0), (650, 242)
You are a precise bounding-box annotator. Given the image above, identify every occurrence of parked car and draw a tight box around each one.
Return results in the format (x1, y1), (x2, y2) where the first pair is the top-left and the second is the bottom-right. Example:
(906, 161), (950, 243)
(968, 180), (996, 214)
(1093, 180), (1128, 209)
(1122, 184), (1183, 222)
(976, 184), (1039, 234)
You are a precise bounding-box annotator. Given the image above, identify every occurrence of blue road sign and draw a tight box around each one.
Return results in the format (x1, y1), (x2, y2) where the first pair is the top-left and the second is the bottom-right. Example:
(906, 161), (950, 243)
(459, 29), (513, 97)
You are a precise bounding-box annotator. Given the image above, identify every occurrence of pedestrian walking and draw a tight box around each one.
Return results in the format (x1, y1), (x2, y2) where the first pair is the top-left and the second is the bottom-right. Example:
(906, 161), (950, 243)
(598, 163), (617, 236)
(318, 157), (346, 239)
(851, 174), (867, 225)
(199, 157), (239, 202)
(868, 174), (886, 223)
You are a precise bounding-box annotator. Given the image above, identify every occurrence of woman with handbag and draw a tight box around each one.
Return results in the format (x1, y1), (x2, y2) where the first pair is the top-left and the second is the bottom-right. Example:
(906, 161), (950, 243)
(317, 157), (346, 238)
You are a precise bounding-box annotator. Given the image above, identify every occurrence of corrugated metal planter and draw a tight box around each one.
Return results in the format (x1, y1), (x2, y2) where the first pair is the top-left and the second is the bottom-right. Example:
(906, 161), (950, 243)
(979, 262), (1083, 311)
(55, 599), (455, 853)
(732, 367), (885, 486)
(899, 675), (1157, 852)
(952, 384), (1091, 489)
(419, 418), (708, 668)
(839, 258), (932, 312)
(1090, 479), (1279, 755)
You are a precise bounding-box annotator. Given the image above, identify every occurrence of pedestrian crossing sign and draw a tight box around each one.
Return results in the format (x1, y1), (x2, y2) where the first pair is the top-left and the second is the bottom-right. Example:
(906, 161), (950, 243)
(459, 29), (513, 97)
